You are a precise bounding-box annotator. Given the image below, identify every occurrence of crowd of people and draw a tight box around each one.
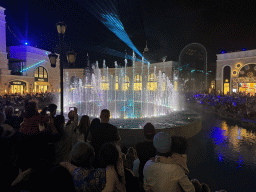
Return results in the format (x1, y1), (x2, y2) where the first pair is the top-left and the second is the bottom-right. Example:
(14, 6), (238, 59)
(0, 97), (227, 192)
(0, 92), (55, 109)
(188, 92), (256, 120)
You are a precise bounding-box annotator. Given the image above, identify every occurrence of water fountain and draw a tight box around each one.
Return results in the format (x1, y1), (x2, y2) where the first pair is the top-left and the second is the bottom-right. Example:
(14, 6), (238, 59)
(61, 53), (201, 136)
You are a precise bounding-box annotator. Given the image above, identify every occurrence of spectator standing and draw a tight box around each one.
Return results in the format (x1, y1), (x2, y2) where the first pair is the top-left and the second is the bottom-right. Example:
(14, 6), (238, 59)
(87, 118), (100, 143)
(135, 123), (156, 182)
(90, 109), (120, 168)
(76, 115), (90, 142)
(60, 142), (106, 192)
(19, 101), (49, 135)
(125, 147), (137, 171)
(0, 111), (16, 137)
(143, 132), (195, 192)
(65, 107), (79, 147)
(0, 124), (19, 191)
(53, 115), (74, 164)
(4, 106), (22, 131)
(11, 137), (76, 192)
(100, 142), (126, 192)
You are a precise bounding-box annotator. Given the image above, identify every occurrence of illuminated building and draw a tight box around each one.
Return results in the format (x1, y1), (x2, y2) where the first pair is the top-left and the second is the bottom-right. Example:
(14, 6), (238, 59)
(0, 6), (60, 94)
(216, 49), (256, 95)
(0, 6), (177, 95)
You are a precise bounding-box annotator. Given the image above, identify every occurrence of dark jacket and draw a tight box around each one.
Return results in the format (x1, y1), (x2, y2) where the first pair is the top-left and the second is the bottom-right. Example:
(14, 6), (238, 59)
(90, 123), (120, 167)
(135, 140), (156, 181)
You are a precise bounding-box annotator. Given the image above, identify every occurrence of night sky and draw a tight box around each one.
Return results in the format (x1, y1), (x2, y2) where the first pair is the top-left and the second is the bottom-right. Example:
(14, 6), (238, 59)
(2, 0), (256, 71)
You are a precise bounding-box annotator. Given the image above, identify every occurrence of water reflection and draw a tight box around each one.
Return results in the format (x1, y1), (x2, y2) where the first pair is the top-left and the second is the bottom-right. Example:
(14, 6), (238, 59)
(208, 120), (256, 169)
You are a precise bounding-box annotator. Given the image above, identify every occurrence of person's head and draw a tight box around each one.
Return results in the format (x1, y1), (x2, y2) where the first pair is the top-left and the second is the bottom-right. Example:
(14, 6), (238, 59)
(54, 115), (65, 132)
(153, 132), (172, 157)
(153, 132), (188, 157)
(48, 104), (57, 116)
(4, 106), (14, 116)
(170, 136), (188, 156)
(68, 110), (75, 121)
(90, 118), (100, 129)
(24, 101), (39, 118)
(100, 109), (110, 123)
(126, 147), (137, 158)
(0, 112), (6, 125)
(78, 115), (90, 134)
(70, 142), (95, 168)
(143, 123), (156, 140)
(99, 142), (120, 168)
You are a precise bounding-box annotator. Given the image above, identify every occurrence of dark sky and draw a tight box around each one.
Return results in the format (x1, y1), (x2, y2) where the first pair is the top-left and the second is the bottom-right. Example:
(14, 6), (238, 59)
(2, 0), (256, 70)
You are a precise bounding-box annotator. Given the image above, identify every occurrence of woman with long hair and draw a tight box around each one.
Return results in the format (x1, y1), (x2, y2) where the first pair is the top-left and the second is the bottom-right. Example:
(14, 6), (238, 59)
(124, 147), (137, 171)
(100, 142), (126, 192)
(76, 115), (90, 142)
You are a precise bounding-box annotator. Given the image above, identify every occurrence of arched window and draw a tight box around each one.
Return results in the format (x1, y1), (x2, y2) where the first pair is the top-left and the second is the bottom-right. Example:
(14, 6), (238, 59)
(134, 74), (142, 91)
(122, 76), (129, 91)
(34, 66), (48, 81)
(34, 66), (48, 93)
(147, 73), (157, 91)
(100, 76), (109, 90)
(223, 66), (231, 94)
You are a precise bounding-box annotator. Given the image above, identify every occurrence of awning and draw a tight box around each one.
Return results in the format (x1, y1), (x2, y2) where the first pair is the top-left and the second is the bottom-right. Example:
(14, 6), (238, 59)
(34, 81), (50, 86)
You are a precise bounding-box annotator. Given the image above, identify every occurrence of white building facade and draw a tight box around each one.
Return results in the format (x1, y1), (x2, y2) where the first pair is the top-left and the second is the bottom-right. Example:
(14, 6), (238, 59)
(216, 49), (256, 95)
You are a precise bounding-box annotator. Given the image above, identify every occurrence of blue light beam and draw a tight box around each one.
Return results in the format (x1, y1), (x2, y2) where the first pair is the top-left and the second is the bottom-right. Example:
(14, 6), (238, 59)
(91, 46), (144, 63)
(81, 0), (146, 61)
(20, 60), (45, 72)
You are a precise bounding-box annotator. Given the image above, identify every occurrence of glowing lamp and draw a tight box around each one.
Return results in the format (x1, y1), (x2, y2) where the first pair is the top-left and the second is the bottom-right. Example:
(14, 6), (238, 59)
(48, 52), (58, 68)
(66, 50), (77, 65)
(24, 42), (28, 45)
(56, 22), (67, 34)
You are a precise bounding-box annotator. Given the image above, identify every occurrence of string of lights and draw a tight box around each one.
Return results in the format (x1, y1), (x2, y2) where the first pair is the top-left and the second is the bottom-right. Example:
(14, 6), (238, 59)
(20, 60), (45, 72)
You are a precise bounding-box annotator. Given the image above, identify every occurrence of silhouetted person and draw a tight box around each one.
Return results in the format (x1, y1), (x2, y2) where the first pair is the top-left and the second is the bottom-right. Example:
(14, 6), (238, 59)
(4, 106), (22, 131)
(90, 109), (120, 168)
(135, 122), (157, 182)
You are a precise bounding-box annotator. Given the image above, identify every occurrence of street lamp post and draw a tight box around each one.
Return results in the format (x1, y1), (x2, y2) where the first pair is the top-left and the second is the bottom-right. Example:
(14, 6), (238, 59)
(48, 22), (77, 115)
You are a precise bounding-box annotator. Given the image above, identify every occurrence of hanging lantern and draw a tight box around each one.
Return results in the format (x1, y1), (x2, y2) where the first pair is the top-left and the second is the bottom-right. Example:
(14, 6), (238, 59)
(48, 52), (58, 68)
(66, 50), (77, 65)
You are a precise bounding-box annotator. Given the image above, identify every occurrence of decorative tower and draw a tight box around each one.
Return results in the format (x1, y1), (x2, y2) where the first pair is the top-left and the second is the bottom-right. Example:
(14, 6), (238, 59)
(143, 40), (151, 63)
(144, 40), (149, 52)
(0, 6), (10, 75)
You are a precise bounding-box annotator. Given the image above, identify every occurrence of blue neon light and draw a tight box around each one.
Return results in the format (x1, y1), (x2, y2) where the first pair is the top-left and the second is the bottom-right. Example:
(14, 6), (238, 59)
(20, 60), (45, 72)
(25, 42), (28, 45)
